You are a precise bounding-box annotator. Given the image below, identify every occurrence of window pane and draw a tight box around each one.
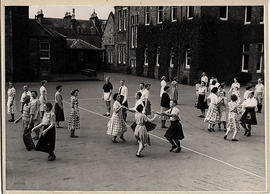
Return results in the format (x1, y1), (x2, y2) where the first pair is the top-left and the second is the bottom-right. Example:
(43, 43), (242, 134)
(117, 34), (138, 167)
(259, 6), (264, 22)
(246, 6), (252, 22)
(258, 43), (263, 52)
(188, 6), (194, 18)
(172, 7), (177, 20)
(243, 44), (249, 52)
(243, 55), (249, 70)
(220, 6), (227, 18)
(257, 55), (262, 71)
(158, 6), (163, 22)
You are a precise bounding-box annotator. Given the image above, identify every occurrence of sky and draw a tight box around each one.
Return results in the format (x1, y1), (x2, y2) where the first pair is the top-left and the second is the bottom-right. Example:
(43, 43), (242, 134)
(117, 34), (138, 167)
(29, 6), (114, 20)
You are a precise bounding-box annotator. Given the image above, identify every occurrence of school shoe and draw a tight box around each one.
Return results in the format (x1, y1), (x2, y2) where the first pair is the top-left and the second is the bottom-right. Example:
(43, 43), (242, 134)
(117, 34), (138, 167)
(120, 135), (126, 142)
(211, 128), (215, 132)
(8, 119), (15, 122)
(246, 132), (251, 137)
(208, 128), (212, 132)
(48, 153), (56, 161)
(244, 129), (249, 136)
(112, 139), (119, 143)
(175, 143), (181, 153)
(170, 145), (177, 152)
(232, 139), (239, 141)
(136, 154), (144, 158)
(224, 135), (227, 140)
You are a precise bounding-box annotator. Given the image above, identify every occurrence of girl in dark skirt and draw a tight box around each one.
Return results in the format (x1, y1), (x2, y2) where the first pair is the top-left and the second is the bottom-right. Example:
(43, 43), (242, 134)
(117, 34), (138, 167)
(155, 100), (184, 153)
(240, 92), (257, 136)
(32, 102), (56, 161)
(54, 85), (64, 128)
(196, 81), (208, 117)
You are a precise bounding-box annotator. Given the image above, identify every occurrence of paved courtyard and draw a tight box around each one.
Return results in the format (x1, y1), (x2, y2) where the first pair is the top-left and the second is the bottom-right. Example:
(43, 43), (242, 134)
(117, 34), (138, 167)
(4, 73), (266, 191)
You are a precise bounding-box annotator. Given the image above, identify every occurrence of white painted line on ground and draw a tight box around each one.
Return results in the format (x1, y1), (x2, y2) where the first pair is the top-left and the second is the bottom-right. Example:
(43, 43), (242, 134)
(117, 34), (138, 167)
(63, 101), (265, 181)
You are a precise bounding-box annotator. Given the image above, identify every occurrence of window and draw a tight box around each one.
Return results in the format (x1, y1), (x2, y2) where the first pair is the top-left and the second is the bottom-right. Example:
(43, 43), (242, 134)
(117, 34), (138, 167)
(219, 6), (228, 20)
(123, 45), (126, 64)
(156, 46), (160, 67)
(257, 43), (263, 73)
(145, 7), (150, 25)
(40, 41), (50, 59)
(118, 45), (122, 64)
(135, 15), (138, 48)
(118, 10), (122, 31)
(259, 6), (264, 24)
(187, 6), (194, 19)
(131, 16), (135, 48)
(157, 6), (163, 24)
(144, 48), (148, 66)
(170, 47), (175, 68)
(171, 6), (177, 22)
(123, 9), (127, 31)
(131, 59), (136, 68)
(241, 44), (249, 72)
(185, 48), (191, 69)
(245, 6), (252, 24)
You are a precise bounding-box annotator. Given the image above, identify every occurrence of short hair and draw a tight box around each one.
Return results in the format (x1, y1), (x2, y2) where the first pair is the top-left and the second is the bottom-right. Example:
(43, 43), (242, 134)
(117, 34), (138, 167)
(201, 81), (206, 86)
(31, 90), (38, 96)
(139, 82), (145, 86)
(136, 92), (142, 98)
(23, 95), (30, 103)
(45, 102), (53, 111)
(56, 85), (62, 91)
(164, 86), (170, 91)
(212, 80), (216, 85)
(211, 87), (218, 94)
(41, 80), (47, 86)
(23, 84), (29, 88)
(71, 89), (79, 96)
(171, 100), (177, 105)
(234, 77), (238, 81)
(250, 91), (254, 96)
(231, 94), (238, 102)
(145, 83), (151, 88)
(136, 104), (144, 112)
(246, 85), (252, 90)
(113, 93), (119, 101)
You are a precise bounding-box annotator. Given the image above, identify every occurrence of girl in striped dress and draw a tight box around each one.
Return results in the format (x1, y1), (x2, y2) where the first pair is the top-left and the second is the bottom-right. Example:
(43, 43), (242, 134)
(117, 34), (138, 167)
(7, 81), (17, 122)
(68, 89), (80, 138)
(107, 93), (127, 143)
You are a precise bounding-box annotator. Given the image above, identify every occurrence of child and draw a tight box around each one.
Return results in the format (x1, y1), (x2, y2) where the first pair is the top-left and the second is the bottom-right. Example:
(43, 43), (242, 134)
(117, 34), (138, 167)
(14, 95), (35, 151)
(243, 85), (252, 101)
(32, 102), (56, 161)
(254, 78), (264, 113)
(68, 89), (80, 138)
(224, 94), (241, 141)
(240, 92), (257, 136)
(218, 84), (227, 131)
(54, 85), (64, 128)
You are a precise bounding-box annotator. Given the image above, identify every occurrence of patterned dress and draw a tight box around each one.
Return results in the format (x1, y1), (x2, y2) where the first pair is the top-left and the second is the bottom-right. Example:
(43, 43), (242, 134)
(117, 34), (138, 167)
(39, 86), (47, 112)
(107, 101), (127, 136)
(134, 112), (151, 146)
(68, 96), (80, 131)
(218, 91), (227, 122)
(7, 87), (16, 114)
(230, 83), (241, 103)
(204, 93), (221, 124)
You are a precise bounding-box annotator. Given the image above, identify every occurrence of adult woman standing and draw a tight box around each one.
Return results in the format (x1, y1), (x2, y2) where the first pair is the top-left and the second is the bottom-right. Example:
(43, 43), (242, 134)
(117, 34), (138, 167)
(7, 81), (16, 122)
(39, 80), (48, 118)
(228, 77), (241, 104)
(107, 93), (127, 143)
(54, 85), (64, 128)
(68, 89), (80, 138)
(160, 86), (170, 128)
(134, 104), (157, 157)
(196, 81), (208, 118)
(171, 77), (179, 104)
(204, 87), (222, 132)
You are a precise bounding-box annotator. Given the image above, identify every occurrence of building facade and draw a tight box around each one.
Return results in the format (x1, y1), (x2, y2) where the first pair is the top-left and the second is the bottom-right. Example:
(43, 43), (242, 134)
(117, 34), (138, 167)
(112, 6), (264, 84)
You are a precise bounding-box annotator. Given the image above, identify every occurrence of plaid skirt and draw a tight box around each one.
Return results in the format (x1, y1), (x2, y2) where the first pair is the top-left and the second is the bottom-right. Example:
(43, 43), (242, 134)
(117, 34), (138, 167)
(240, 107), (257, 125)
(68, 110), (80, 131)
(107, 112), (127, 136)
(204, 104), (220, 124)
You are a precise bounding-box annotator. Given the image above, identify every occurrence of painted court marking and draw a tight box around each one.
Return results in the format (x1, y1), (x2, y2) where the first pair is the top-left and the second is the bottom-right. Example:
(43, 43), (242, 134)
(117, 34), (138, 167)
(64, 101), (265, 181)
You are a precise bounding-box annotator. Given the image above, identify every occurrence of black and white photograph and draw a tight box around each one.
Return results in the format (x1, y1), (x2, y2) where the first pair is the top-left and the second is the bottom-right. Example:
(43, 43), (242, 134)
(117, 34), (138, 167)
(2, 1), (269, 193)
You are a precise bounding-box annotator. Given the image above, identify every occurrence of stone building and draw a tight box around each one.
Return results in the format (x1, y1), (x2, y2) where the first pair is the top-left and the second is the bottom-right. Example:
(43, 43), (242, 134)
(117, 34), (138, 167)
(112, 6), (264, 84)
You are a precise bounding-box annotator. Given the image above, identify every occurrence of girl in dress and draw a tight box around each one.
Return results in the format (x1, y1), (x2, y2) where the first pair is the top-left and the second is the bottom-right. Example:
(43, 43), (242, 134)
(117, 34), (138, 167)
(254, 78), (264, 113)
(171, 77), (179, 104)
(240, 92), (257, 136)
(160, 76), (167, 97)
(218, 84), (227, 131)
(204, 87), (222, 132)
(7, 81), (16, 122)
(224, 94), (241, 141)
(107, 93), (127, 143)
(160, 86), (170, 128)
(228, 77), (241, 104)
(243, 85), (252, 101)
(54, 85), (64, 128)
(143, 84), (151, 116)
(32, 102), (56, 161)
(134, 104), (157, 157)
(68, 89), (80, 138)
(196, 81), (208, 118)
(39, 80), (48, 119)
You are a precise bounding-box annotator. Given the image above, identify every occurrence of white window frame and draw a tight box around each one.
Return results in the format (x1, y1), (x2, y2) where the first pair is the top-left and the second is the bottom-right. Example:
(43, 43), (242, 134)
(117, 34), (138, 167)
(156, 47), (160, 67)
(157, 6), (163, 24)
(244, 6), (252, 25)
(187, 6), (194, 20)
(260, 7), (264, 24)
(219, 6), (228, 21)
(144, 48), (148, 66)
(131, 59), (134, 68)
(185, 48), (191, 70)
(118, 10), (122, 31)
(39, 41), (50, 60)
(241, 44), (249, 72)
(145, 7), (150, 25)
(170, 47), (174, 68)
(135, 15), (138, 48)
(131, 16), (134, 48)
(171, 6), (177, 22)
(256, 55), (263, 73)
(123, 45), (126, 64)
(118, 45), (122, 64)
(123, 8), (128, 31)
